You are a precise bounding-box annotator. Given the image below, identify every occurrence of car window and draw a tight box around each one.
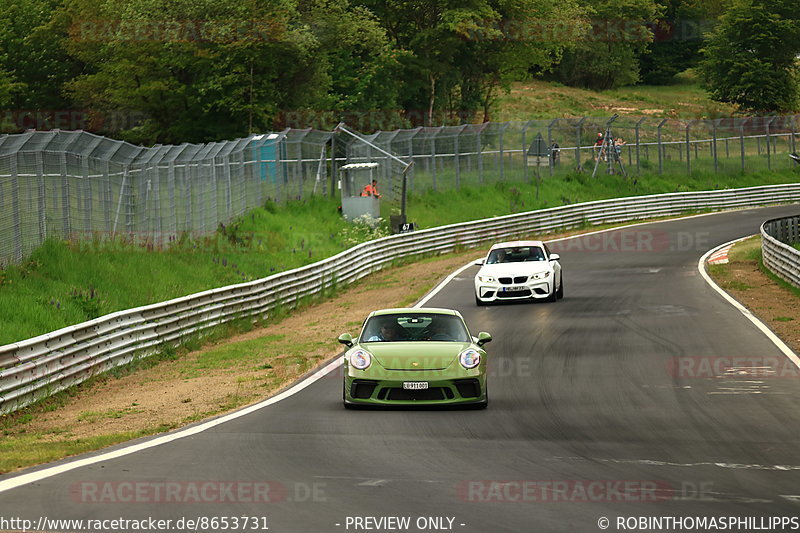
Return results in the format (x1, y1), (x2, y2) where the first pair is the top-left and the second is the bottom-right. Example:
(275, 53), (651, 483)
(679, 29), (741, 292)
(487, 246), (545, 264)
(361, 314), (470, 342)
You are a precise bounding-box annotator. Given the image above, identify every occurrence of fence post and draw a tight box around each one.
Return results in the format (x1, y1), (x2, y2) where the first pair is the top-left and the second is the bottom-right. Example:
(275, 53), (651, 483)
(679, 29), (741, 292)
(477, 125), (484, 184)
(10, 155), (23, 262)
(35, 151), (46, 242)
(454, 126), (461, 190)
(60, 152), (71, 239)
(498, 123), (508, 180)
(521, 120), (531, 184)
(711, 119), (718, 173)
(576, 117), (586, 171)
(685, 120), (693, 176)
(657, 119), (667, 175)
(766, 116), (775, 170)
(430, 127), (440, 191)
(547, 118), (558, 177)
(740, 119), (747, 173)
(635, 117), (645, 175)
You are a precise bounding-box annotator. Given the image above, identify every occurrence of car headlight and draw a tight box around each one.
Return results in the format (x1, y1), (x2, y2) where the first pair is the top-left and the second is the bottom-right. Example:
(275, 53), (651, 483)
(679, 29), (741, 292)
(349, 349), (372, 370)
(477, 275), (496, 283)
(531, 271), (551, 280)
(459, 349), (481, 369)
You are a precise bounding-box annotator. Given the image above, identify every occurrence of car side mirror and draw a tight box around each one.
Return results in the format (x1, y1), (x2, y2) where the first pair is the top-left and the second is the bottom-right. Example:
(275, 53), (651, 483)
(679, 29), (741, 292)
(549, 253), (560, 261)
(474, 258), (485, 266)
(338, 333), (354, 348)
(477, 332), (492, 347)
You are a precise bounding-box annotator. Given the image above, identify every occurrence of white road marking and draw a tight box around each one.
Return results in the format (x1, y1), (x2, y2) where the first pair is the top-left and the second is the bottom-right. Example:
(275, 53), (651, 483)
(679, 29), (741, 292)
(551, 456), (800, 471)
(698, 237), (800, 371)
(356, 479), (389, 487)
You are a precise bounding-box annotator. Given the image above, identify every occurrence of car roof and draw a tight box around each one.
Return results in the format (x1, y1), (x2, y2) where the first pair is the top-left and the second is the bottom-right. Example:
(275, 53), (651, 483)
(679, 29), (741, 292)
(488, 240), (545, 250)
(368, 308), (462, 318)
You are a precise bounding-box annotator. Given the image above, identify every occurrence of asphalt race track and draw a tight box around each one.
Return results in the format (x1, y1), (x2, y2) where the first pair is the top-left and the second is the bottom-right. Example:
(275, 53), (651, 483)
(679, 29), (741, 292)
(2, 204), (800, 533)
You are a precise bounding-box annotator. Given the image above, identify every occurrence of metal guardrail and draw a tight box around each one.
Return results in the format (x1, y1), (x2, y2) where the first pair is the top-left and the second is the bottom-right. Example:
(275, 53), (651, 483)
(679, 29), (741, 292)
(2, 183), (800, 414)
(762, 214), (800, 287)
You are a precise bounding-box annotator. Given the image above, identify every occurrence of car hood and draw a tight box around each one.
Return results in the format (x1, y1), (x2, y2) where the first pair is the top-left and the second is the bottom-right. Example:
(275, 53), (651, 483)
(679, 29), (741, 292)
(363, 342), (471, 370)
(477, 263), (551, 277)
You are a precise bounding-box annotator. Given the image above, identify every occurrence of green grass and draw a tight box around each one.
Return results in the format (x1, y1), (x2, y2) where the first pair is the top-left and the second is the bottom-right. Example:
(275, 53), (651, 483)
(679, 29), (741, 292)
(406, 167), (799, 229)
(0, 428), (173, 473)
(494, 71), (736, 121)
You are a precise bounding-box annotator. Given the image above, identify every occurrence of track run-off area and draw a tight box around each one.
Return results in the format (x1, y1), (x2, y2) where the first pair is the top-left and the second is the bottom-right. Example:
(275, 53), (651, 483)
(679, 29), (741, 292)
(1, 204), (800, 533)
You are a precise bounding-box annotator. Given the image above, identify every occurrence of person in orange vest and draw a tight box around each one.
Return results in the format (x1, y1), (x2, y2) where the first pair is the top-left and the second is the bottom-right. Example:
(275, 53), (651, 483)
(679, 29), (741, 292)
(361, 179), (381, 198)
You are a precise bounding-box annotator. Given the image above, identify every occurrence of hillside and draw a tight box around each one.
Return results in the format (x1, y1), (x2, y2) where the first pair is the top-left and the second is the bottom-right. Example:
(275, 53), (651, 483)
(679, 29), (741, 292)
(494, 72), (737, 121)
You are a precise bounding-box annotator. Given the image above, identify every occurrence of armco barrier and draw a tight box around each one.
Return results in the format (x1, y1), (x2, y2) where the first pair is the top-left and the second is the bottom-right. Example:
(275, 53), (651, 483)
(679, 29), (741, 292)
(2, 183), (800, 414)
(762, 214), (800, 287)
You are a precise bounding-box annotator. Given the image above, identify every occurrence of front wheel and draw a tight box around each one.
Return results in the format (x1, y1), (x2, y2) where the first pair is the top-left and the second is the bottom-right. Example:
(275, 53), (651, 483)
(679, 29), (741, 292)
(556, 275), (564, 299)
(475, 294), (488, 306)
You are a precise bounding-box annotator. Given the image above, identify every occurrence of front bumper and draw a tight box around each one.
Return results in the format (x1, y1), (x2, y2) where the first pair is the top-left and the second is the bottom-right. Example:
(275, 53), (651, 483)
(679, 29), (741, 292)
(474, 279), (553, 303)
(344, 367), (487, 406)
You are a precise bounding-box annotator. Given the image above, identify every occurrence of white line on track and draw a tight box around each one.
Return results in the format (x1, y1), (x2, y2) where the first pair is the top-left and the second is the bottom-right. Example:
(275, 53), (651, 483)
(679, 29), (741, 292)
(698, 236), (800, 370)
(0, 207), (794, 493)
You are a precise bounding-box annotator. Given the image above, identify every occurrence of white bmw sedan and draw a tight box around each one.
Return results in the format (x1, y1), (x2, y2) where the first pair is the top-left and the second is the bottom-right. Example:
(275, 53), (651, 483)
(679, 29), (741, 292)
(474, 241), (562, 305)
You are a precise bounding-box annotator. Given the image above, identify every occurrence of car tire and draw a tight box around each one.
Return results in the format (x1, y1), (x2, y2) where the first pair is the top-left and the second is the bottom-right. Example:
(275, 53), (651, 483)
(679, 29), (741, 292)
(556, 275), (564, 299)
(475, 294), (487, 306)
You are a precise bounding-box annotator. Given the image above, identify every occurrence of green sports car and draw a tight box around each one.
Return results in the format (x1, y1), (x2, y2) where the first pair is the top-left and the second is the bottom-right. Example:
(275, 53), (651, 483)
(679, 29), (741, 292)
(338, 308), (492, 408)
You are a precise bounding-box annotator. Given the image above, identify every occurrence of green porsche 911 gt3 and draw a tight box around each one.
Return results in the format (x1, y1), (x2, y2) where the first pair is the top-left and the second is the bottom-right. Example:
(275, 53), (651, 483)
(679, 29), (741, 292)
(338, 308), (492, 408)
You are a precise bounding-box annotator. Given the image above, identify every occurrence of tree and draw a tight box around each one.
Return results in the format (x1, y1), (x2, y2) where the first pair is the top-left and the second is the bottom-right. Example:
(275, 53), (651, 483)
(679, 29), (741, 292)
(357, 0), (580, 125)
(553, 0), (661, 90)
(698, 0), (800, 113)
(62, 0), (326, 143)
(638, 0), (722, 84)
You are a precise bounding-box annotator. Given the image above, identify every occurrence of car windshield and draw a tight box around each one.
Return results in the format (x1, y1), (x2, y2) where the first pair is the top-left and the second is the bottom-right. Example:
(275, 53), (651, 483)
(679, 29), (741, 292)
(361, 314), (470, 342)
(486, 246), (545, 264)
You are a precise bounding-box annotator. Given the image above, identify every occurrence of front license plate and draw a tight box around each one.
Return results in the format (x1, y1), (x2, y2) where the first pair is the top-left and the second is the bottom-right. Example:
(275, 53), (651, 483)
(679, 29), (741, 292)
(403, 381), (429, 390)
(502, 285), (526, 292)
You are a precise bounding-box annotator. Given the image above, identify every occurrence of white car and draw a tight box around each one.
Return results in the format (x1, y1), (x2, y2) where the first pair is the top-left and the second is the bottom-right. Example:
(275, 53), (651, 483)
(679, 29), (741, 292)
(474, 241), (563, 305)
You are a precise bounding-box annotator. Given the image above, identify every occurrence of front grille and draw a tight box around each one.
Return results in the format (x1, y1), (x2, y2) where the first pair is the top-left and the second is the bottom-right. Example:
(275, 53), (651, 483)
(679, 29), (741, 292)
(497, 289), (532, 298)
(498, 276), (528, 285)
(454, 379), (481, 398)
(384, 387), (454, 401)
(350, 380), (378, 399)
